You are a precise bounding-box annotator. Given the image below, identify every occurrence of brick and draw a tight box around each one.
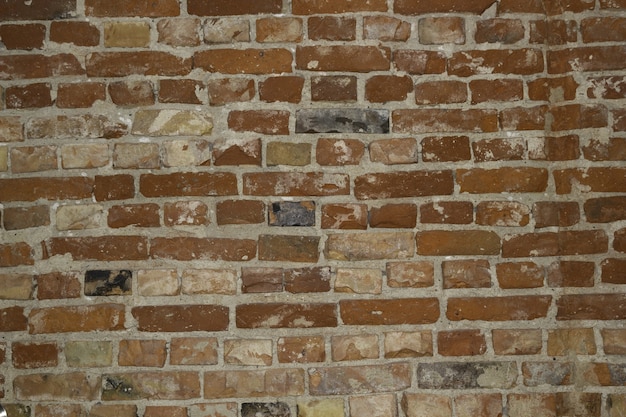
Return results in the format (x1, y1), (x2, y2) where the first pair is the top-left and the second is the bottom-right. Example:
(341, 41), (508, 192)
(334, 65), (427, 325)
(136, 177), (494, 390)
(422, 136), (470, 162)
(415, 80), (467, 105)
(525, 364), (572, 389)
(393, 50), (446, 74)
(229, 110), (289, 135)
(87, 52), (191, 77)
(84, 270), (132, 296)
(384, 331), (432, 358)
(418, 17), (465, 44)
(308, 16), (355, 41)
(448, 296), (551, 321)
(6, 83), (52, 109)
(164, 201), (208, 226)
(0, 24), (45, 50)
(57, 203), (105, 231)
(402, 394), (451, 417)
(12, 342), (58, 369)
(104, 21), (150, 47)
(277, 336), (326, 363)
(241, 403), (289, 417)
(528, 76), (578, 102)
(0, 274), (33, 300)
(141, 172), (236, 197)
(195, 49), (291, 74)
(86, 0), (179, 16)
(295, 0), (386, 13)
(387, 261), (434, 288)
(450, 49), (543, 77)
(458, 167), (548, 193)
(1, 0), (76, 20)
(416, 230), (500, 256)
(267, 142), (311, 166)
(602, 329), (626, 354)
(36, 272), (81, 300)
(602, 259), (626, 284)
(107, 203), (159, 229)
(14, 373), (100, 401)
(237, 303), (336, 328)
(507, 394), (556, 417)
(476, 18), (524, 43)
(204, 369), (304, 399)
(476, 201), (530, 227)
(556, 168), (626, 194)
(455, 395), (503, 417)
(311, 75), (357, 101)
(89, 404), (137, 417)
(505, 230), (608, 257)
(547, 260), (594, 287)
(244, 172), (349, 196)
(133, 305), (228, 332)
(558, 294), (626, 320)
(270, 201), (315, 227)
(609, 394), (626, 417)
(417, 362), (517, 389)
(366, 75), (413, 103)
(583, 138), (626, 161)
(350, 394), (396, 417)
(530, 19), (577, 45)
(370, 204), (417, 228)
(36, 404), (85, 417)
(496, 262), (544, 289)
(162, 140), (211, 167)
(473, 138), (525, 162)
(137, 269), (179, 296)
(500, 105), (548, 131)
(118, 340), (166, 367)
(420, 201), (473, 224)
(341, 298), (439, 325)
(258, 235), (320, 262)
(260, 76), (304, 103)
(588, 76), (626, 99)
(0, 117), (22, 142)
(170, 337), (218, 365)
(335, 268), (382, 294)
(257, 17), (302, 42)
(203, 18), (250, 43)
(224, 339), (272, 366)
(285, 266), (331, 293)
(242, 267), (283, 293)
(528, 135), (580, 161)
(601, 0), (626, 7)
(26, 114), (128, 139)
(103, 372), (199, 400)
(297, 399), (343, 417)
(208, 78), (254, 105)
(556, 393), (601, 417)
(498, 0), (544, 13)
(0, 54), (83, 80)
(109, 80), (155, 106)
(50, 21), (100, 46)
(157, 18), (201, 46)
(370, 138), (417, 164)
(471, 79), (523, 104)
(216, 200), (265, 225)
(0, 146), (6, 171)
(10, 146), (57, 173)
(355, 170), (453, 199)
(297, 108), (388, 134)
(326, 231), (414, 261)
(331, 334), (379, 361)
(321, 204), (367, 230)
(0, 306), (27, 332)
(393, 109), (498, 134)
(65, 340), (112, 367)
(492, 329), (542, 355)
(57, 82), (106, 108)
(0, 242), (34, 267)
(442, 259), (491, 289)
(42, 236), (148, 261)
(545, 0), (595, 14)
(548, 328), (596, 356)
(396, 0), (496, 13)
(133, 109), (212, 136)
(297, 45), (390, 72)
(95, 174), (135, 201)
(158, 79), (204, 104)
(309, 363), (410, 395)
(549, 46), (626, 73)
(550, 104), (607, 131)
(189, 0), (281, 15)
(151, 237), (255, 261)
(533, 201), (579, 228)
(213, 138), (261, 166)
(364, 16), (411, 41)
(317, 138), (365, 165)
(438, 330), (486, 356)
(190, 403), (237, 417)
(29, 304), (125, 334)
(615, 109), (626, 131)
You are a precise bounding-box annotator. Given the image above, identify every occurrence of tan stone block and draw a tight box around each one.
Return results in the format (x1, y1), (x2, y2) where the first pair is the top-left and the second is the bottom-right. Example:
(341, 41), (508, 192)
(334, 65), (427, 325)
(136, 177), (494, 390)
(56, 204), (104, 231)
(14, 372), (101, 400)
(369, 138), (418, 164)
(507, 394), (556, 417)
(113, 143), (160, 169)
(349, 394), (397, 417)
(267, 142), (311, 166)
(203, 18), (250, 43)
(65, 341), (113, 367)
(181, 269), (237, 295)
(157, 18), (201, 46)
(104, 21), (151, 47)
(402, 393), (452, 417)
(132, 109), (213, 136)
(0, 146), (8, 171)
(335, 268), (383, 294)
(455, 394), (503, 417)
(90, 404), (137, 417)
(171, 337), (218, 366)
(0, 274), (33, 300)
(547, 328), (596, 356)
(325, 231), (414, 261)
(137, 269), (179, 296)
(224, 339), (272, 366)
(257, 17), (303, 42)
(118, 340), (167, 367)
(163, 139), (211, 167)
(332, 334), (379, 361)
(384, 331), (433, 358)
(190, 403), (237, 417)
(297, 399), (344, 417)
(11, 146), (57, 173)
(61, 143), (109, 169)
(386, 261), (434, 288)
(0, 116), (23, 142)
(492, 329), (542, 355)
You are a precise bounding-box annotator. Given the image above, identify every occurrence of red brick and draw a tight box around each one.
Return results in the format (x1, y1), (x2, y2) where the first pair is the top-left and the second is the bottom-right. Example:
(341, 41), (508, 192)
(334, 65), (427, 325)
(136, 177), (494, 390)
(458, 167), (548, 193)
(259, 235), (319, 263)
(500, 105), (548, 131)
(601, 259), (626, 284)
(109, 81), (155, 106)
(448, 296), (551, 321)
(6, 83), (52, 109)
(496, 262), (544, 289)
(370, 204), (417, 228)
(393, 109), (498, 133)
(42, 236), (148, 261)
(548, 46), (626, 73)
(244, 172), (349, 196)
(601, 0), (626, 7)
(57, 82), (106, 108)
(471, 79), (523, 104)
(364, 16), (411, 41)
(50, 21), (100, 46)
(12, 342), (59, 369)
(188, 0), (281, 15)
(158, 79), (203, 104)
(473, 138), (525, 162)
(502, 230), (608, 257)
(0, 0), (76, 20)
(257, 17), (303, 43)
(0, 306), (27, 332)
(545, 0), (595, 14)
(417, 230), (500, 256)
(615, 109), (626, 131)
(475, 18), (524, 44)
(587, 76), (626, 100)
(278, 336), (325, 363)
(0, 242), (34, 267)
(438, 330), (486, 356)
(133, 305), (228, 332)
(294, 0), (386, 13)
(498, 0), (544, 13)
(108, 204), (160, 228)
(547, 261), (595, 287)
(316, 138), (364, 165)
(164, 201), (209, 226)
(308, 16), (355, 41)
(366, 75), (413, 103)
(242, 267), (283, 293)
(528, 76), (578, 101)
(476, 201), (530, 227)
(86, 0), (179, 16)
(36, 272), (81, 300)
(285, 266), (331, 293)
(236, 303), (337, 328)
(415, 80), (467, 105)
(549, 104), (607, 131)
(355, 170), (453, 199)
(95, 174), (135, 201)
(0, 177), (92, 202)
(602, 329), (626, 354)
(493, 329), (542, 355)
(297, 45), (390, 72)
(29, 304), (125, 334)
(150, 237), (256, 261)
(554, 168), (626, 193)
(0, 24), (46, 50)
(530, 19), (577, 45)
(322, 203), (368, 229)
(583, 138), (626, 161)
(341, 298), (439, 325)
(228, 110), (289, 135)
(449, 49), (543, 77)
(420, 201), (473, 224)
(195, 49), (292, 74)
(208, 78), (254, 105)
(422, 136), (470, 162)
(616, 228), (626, 253)
(533, 201), (579, 228)
(393, 50), (446, 74)
(140, 172), (237, 197)
(557, 294), (626, 320)
(311, 76), (357, 101)
(216, 200), (265, 225)
(395, 0), (496, 13)
(584, 196), (626, 223)
(529, 135), (580, 161)
(443, 259), (491, 289)
(260, 76), (304, 103)
(86, 52), (191, 77)
(0, 54), (83, 80)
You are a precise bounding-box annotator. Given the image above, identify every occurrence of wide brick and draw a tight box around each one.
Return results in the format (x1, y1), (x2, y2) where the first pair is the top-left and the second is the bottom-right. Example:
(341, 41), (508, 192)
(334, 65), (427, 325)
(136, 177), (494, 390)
(57, 82), (106, 108)
(341, 298), (439, 325)
(364, 16), (411, 41)
(294, 0), (387, 13)
(548, 328), (596, 356)
(492, 329), (542, 355)
(278, 336), (326, 363)
(36, 272), (81, 300)
(496, 262), (544, 289)
(0, 54), (83, 80)
(260, 76), (304, 103)
(442, 259), (491, 289)
(402, 394), (451, 417)
(14, 373), (100, 401)
(216, 200), (265, 225)
(140, 172), (236, 197)
(418, 17), (465, 45)
(331, 334), (379, 361)
(236, 303), (336, 328)
(86, 52), (191, 77)
(204, 369), (304, 399)
(133, 305), (228, 332)
(258, 235), (319, 262)
(151, 237), (256, 262)
(6, 83), (52, 109)
(555, 168), (626, 194)
(557, 294), (626, 320)
(26, 114), (128, 139)
(164, 201), (209, 226)
(297, 45), (390, 72)
(229, 110), (289, 135)
(602, 259), (626, 284)
(366, 75), (413, 103)
(455, 395), (503, 417)
(384, 331), (433, 358)
(157, 18), (201, 46)
(417, 362), (517, 389)
(188, 0), (281, 15)
(309, 363), (410, 395)
(548, 46), (626, 73)
(438, 330), (486, 356)
(170, 337), (218, 365)
(325, 232), (414, 261)
(0, 242), (34, 267)
(475, 18), (524, 44)
(118, 340), (167, 367)
(458, 167), (548, 193)
(308, 16), (356, 41)
(421, 136), (470, 162)
(0, 24), (45, 50)
(355, 170), (453, 199)
(370, 204), (417, 228)
(503, 230), (608, 257)
(50, 21), (100, 46)
(476, 201), (530, 227)
(547, 260), (595, 287)
(420, 201), (473, 224)
(393, 50), (446, 74)
(297, 108), (388, 134)
(0, 274), (34, 300)
(393, 109), (498, 133)
(86, 0), (179, 16)
(103, 372), (199, 400)
(387, 261), (434, 288)
(416, 230), (500, 256)
(0, 178), (90, 203)
(449, 49), (543, 77)
(447, 296), (551, 321)
(29, 304), (125, 334)
(395, 0), (496, 13)
(0, 0), (76, 20)
(195, 49), (292, 74)
(11, 146), (57, 173)
(43, 236), (148, 261)
(244, 172), (348, 196)
(12, 342), (59, 369)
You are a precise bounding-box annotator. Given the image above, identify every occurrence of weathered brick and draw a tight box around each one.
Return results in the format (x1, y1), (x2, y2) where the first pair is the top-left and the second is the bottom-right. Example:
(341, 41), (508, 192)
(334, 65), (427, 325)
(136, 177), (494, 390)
(86, 0), (178, 16)
(237, 303), (336, 328)
(0, 306), (28, 332)
(0, 242), (34, 267)
(26, 114), (128, 139)
(190, 403), (237, 417)
(321, 204), (367, 230)
(43, 236), (148, 261)
(57, 82), (106, 108)
(475, 18), (524, 44)
(524, 362), (573, 385)
(442, 259), (491, 289)
(14, 373), (100, 401)
(0, 117), (23, 142)
(241, 403), (289, 417)
(89, 404), (137, 417)
(326, 232), (414, 261)
(285, 267), (331, 293)
(257, 17), (303, 42)
(84, 270), (132, 296)
(224, 339), (272, 366)
(449, 49), (543, 77)
(1, 0), (76, 20)
(547, 328), (596, 356)
(417, 362), (517, 389)
(500, 105), (548, 131)
(137, 269), (179, 296)
(530, 19), (577, 45)
(133, 305), (228, 332)
(94, 174), (135, 201)
(87, 52), (191, 77)
(65, 340), (112, 368)
(151, 237), (256, 261)
(311, 75), (357, 101)
(419, 17), (465, 45)
(528, 135), (580, 161)
(109, 80), (154, 106)
(140, 172), (236, 197)
(164, 201), (208, 226)
(393, 50), (446, 74)
(203, 18), (250, 43)
(503, 230), (608, 257)
(213, 138), (261, 166)
(476, 201), (530, 227)
(533, 201), (580, 228)
(36, 272), (81, 300)
(294, 0), (386, 13)
(118, 340), (166, 367)
(170, 337), (218, 365)
(103, 372), (200, 400)
(355, 170), (453, 199)
(0, 274), (33, 300)
(229, 110), (289, 135)
(393, 109), (498, 133)
(204, 369), (304, 399)
(277, 336), (326, 363)
(422, 136), (470, 162)
(507, 394), (556, 417)
(308, 16), (356, 41)
(350, 394), (396, 417)
(10, 146), (57, 173)
(557, 294), (626, 320)
(107, 204), (160, 229)
(270, 201), (315, 227)
(29, 304), (125, 334)
(36, 404), (86, 417)
(267, 142), (311, 166)
(387, 261), (434, 288)
(309, 363), (410, 395)
(297, 108), (389, 134)
(471, 79), (523, 104)
(50, 21), (100, 46)
(396, 0), (496, 13)
(550, 104), (607, 131)
(12, 342), (58, 369)
(415, 81), (467, 105)
(496, 262), (544, 289)
(341, 298), (439, 325)
(416, 230), (500, 256)
(457, 167), (548, 193)
(548, 46), (626, 73)
(242, 267), (283, 293)
(402, 393), (451, 417)
(547, 260), (595, 287)
(438, 330), (486, 356)
(258, 235), (319, 262)
(0, 54), (83, 80)
(473, 138), (525, 162)
(157, 18), (201, 46)
(602, 329), (626, 354)
(216, 200), (265, 225)
(195, 49), (292, 74)
(189, 0), (281, 15)
(208, 78), (254, 106)
(384, 331), (432, 358)
(158, 79), (204, 104)
(244, 172), (349, 196)
(335, 268), (382, 294)
(6, 83), (52, 109)
(447, 296), (551, 321)
(528, 76), (578, 102)
(369, 138), (418, 164)
(364, 16), (411, 41)
(331, 334), (379, 361)
(370, 204), (417, 228)
(492, 329), (542, 355)
(297, 45), (390, 72)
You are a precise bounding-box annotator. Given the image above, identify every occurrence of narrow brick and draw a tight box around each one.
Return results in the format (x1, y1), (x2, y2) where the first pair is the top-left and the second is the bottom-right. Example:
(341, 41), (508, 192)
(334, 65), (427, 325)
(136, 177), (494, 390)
(109, 81), (154, 106)
(267, 142), (311, 166)
(237, 303), (337, 328)
(447, 296), (551, 321)
(602, 259), (626, 284)
(475, 18), (524, 44)
(393, 50), (446, 74)
(203, 18), (250, 43)
(311, 75), (357, 101)
(473, 138), (525, 162)
(0, 306), (28, 332)
(29, 304), (125, 334)
(118, 340), (167, 367)
(418, 17), (465, 44)
(547, 260), (595, 287)
(476, 201), (530, 227)
(285, 267), (331, 293)
(309, 363), (410, 395)
(547, 328), (596, 356)
(507, 394), (557, 417)
(533, 201), (580, 228)
(164, 201), (209, 226)
(364, 16), (411, 41)
(158, 79), (204, 104)
(3, 206), (49, 230)
(321, 203), (368, 229)
(522, 362), (573, 387)
(157, 18), (201, 46)
(257, 17), (303, 43)
(387, 262), (434, 288)
(137, 269), (179, 297)
(443, 259), (491, 289)
(366, 75), (413, 103)
(57, 82), (106, 108)
(260, 76), (304, 103)
(94, 175), (135, 201)
(369, 204), (417, 228)
(242, 267), (283, 293)
(133, 305), (229, 332)
(6, 83), (52, 109)
(420, 201), (473, 224)
(421, 136), (470, 162)
(36, 272), (81, 300)
(213, 138), (261, 166)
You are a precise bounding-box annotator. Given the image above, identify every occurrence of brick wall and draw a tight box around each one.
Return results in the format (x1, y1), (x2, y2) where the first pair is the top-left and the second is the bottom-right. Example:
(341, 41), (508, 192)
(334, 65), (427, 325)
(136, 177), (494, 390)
(1, 0), (625, 416)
